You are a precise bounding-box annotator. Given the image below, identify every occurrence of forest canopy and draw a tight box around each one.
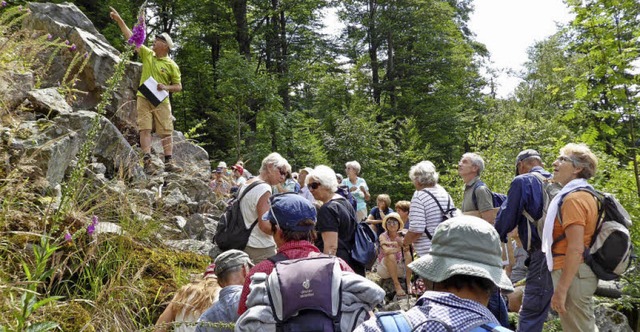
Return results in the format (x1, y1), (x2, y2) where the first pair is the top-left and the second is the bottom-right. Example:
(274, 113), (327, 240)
(36, 0), (640, 203)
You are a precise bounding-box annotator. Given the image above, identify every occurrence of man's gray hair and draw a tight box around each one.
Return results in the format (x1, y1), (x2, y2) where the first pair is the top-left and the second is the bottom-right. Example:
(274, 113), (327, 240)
(259, 152), (289, 173)
(409, 161), (439, 187)
(462, 153), (485, 175)
(345, 161), (362, 175)
(308, 165), (339, 192)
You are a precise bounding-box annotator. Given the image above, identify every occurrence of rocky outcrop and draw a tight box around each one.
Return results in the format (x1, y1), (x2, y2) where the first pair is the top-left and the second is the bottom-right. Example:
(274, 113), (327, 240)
(23, 2), (141, 143)
(0, 2), (221, 257)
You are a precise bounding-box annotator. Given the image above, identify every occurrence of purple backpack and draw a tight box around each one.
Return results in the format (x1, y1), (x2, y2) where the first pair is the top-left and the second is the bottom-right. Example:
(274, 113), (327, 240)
(266, 254), (342, 331)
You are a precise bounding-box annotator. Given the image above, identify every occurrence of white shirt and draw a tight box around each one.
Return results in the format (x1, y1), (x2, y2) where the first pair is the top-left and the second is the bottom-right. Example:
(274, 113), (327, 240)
(238, 182), (275, 248)
(408, 185), (455, 257)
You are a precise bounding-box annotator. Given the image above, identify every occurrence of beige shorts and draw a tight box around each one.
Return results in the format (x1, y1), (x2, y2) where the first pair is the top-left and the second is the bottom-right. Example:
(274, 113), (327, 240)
(137, 96), (174, 136)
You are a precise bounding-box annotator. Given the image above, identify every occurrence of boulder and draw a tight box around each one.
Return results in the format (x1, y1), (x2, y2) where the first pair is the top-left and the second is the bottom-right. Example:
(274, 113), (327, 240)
(164, 239), (214, 257)
(0, 71), (34, 110)
(150, 131), (211, 173)
(27, 88), (72, 116)
(595, 304), (632, 332)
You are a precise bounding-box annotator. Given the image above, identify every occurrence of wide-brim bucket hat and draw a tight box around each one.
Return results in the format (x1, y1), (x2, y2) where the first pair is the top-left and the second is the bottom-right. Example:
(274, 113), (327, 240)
(408, 216), (513, 292)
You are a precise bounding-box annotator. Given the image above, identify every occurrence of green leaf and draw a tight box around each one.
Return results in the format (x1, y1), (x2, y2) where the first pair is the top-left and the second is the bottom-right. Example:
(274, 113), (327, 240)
(25, 321), (59, 332)
(575, 83), (588, 99)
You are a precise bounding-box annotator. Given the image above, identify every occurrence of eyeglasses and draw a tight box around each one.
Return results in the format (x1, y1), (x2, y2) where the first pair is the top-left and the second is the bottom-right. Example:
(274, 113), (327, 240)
(309, 182), (321, 190)
(556, 155), (575, 165)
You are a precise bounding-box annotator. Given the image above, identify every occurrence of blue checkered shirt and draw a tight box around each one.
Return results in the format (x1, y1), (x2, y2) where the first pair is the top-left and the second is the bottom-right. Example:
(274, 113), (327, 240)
(355, 291), (501, 331)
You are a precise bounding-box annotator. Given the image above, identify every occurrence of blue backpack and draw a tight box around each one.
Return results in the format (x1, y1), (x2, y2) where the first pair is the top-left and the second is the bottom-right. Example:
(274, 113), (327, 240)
(377, 310), (512, 332)
(351, 221), (378, 268)
(472, 180), (506, 209)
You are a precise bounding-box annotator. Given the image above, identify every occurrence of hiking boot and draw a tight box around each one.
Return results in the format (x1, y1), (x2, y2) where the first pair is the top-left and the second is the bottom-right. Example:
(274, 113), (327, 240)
(143, 158), (160, 175)
(164, 161), (183, 173)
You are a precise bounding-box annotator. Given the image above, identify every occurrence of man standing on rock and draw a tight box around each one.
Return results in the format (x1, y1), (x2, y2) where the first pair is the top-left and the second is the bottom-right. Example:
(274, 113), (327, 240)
(110, 7), (183, 174)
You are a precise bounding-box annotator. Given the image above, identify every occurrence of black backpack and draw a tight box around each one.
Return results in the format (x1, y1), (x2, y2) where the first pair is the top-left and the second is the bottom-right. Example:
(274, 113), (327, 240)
(422, 189), (457, 240)
(213, 180), (264, 251)
(553, 187), (633, 281)
(336, 185), (358, 214)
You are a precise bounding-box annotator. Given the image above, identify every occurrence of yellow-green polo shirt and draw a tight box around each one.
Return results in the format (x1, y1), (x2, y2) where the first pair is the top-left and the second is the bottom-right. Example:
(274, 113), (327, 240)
(136, 45), (181, 105)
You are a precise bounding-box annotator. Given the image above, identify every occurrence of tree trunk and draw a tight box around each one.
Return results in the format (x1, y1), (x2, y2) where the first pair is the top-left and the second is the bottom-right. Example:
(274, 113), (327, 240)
(231, 0), (251, 60)
(368, 0), (380, 105)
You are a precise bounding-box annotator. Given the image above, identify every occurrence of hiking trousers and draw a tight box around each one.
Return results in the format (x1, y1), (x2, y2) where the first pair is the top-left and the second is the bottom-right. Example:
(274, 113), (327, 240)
(517, 250), (553, 332)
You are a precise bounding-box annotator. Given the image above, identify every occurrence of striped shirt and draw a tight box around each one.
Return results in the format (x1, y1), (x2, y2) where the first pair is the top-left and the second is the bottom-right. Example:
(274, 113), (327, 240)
(408, 185), (455, 257)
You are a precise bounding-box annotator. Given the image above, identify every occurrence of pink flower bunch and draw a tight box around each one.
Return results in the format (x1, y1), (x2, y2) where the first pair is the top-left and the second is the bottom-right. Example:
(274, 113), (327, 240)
(128, 16), (146, 48)
(87, 215), (98, 235)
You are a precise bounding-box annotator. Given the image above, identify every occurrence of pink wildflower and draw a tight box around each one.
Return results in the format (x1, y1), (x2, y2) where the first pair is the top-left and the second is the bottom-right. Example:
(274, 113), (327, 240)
(87, 215), (98, 235)
(64, 232), (72, 242)
(69, 43), (76, 51)
(64, 40), (69, 45)
(1, 2), (7, 7)
(127, 16), (146, 48)
(47, 33), (52, 40)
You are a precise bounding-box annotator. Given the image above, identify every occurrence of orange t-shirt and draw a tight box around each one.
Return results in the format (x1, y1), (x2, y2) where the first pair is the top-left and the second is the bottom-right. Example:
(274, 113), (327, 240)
(551, 191), (598, 270)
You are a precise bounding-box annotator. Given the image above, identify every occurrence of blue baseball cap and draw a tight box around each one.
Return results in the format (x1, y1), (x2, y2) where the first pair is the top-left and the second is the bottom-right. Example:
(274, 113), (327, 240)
(262, 193), (317, 231)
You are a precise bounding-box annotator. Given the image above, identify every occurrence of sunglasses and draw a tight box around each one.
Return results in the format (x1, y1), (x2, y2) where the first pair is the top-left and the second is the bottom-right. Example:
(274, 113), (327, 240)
(386, 219), (400, 225)
(309, 182), (321, 190)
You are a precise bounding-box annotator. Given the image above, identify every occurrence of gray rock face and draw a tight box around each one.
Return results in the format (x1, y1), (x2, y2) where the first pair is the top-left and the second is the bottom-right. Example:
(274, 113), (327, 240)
(27, 88), (72, 116)
(0, 71), (34, 110)
(595, 304), (633, 332)
(164, 239), (214, 257)
(150, 131), (211, 173)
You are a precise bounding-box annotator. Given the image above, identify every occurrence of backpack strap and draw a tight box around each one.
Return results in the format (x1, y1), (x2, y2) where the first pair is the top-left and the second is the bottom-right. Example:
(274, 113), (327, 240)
(550, 187), (602, 257)
(467, 321), (512, 331)
(376, 311), (452, 332)
(421, 189), (451, 240)
(267, 252), (289, 265)
(237, 180), (265, 204)
(471, 180), (486, 210)
(522, 172), (547, 251)
(377, 311), (412, 332)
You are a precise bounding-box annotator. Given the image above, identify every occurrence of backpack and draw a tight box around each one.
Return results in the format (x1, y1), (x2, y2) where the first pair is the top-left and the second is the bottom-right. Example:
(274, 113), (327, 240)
(213, 180), (264, 251)
(332, 197), (378, 268)
(351, 220), (379, 268)
(266, 254), (343, 332)
(553, 187), (633, 281)
(336, 185), (358, 214)
(421, 189), (457, 240)
(376, 310), (513, 332)
(472, 180), (506, 209)
(522, 172), (561, 250)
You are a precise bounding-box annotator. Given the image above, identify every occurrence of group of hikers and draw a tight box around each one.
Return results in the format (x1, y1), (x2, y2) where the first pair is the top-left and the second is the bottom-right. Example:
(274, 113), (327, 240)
(107, 8), (608, 331)
(153, 145), (604, 332)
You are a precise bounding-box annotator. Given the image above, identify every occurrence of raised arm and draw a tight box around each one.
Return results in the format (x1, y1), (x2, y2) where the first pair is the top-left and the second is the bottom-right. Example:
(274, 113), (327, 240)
(109, 7), (133, 40)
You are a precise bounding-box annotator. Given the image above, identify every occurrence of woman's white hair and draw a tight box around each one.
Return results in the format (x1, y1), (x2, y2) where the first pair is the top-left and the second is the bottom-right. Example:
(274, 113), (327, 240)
(308, 165), (338, 192)
(345, 160), (362, 175)
(409, 161), (439, 187)
(259, 152), (289, 173)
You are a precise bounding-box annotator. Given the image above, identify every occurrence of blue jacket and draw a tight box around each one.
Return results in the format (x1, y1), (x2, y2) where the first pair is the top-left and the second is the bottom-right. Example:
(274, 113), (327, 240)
(494, 166), (551, 250)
